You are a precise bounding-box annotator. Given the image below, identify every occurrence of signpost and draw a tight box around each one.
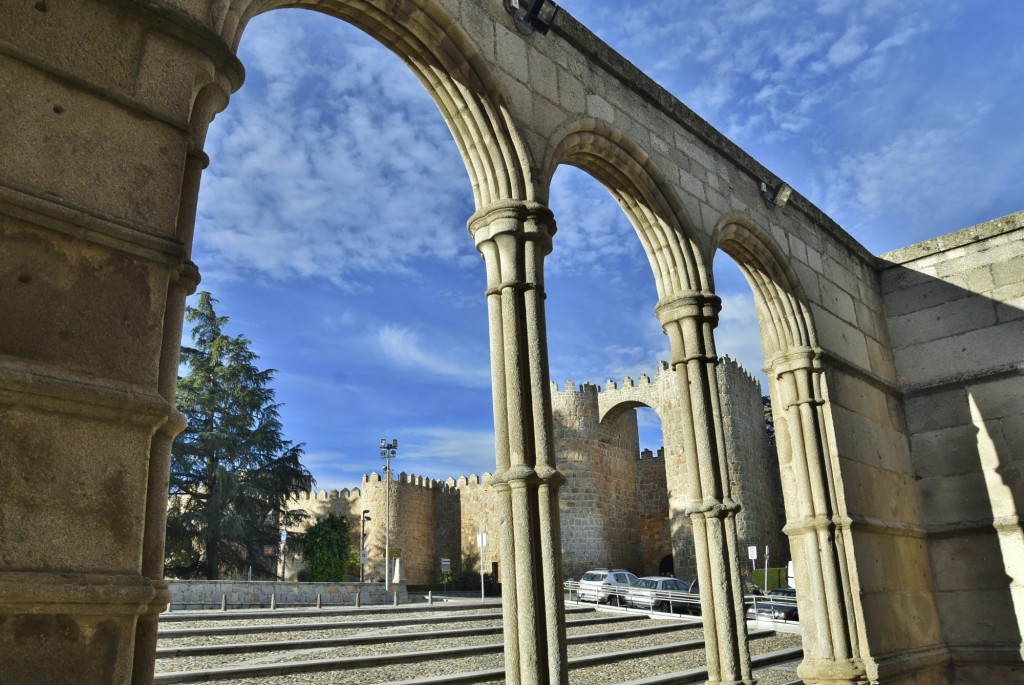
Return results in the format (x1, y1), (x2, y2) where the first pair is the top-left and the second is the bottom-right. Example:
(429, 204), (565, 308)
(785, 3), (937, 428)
(763, 546), (770, 592)
(747, 545), (757, 574)
(441, 557), (451, 593)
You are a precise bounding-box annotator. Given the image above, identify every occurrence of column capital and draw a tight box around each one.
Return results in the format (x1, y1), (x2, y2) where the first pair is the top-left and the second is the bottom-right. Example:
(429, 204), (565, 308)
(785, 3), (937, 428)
(783, 514), (851, 537)
(684, 497), (743, 519)
(765, 346), (823, 379)
(467, 200), (556, 251)
(490, 464), (566, 491)
(655, 291), (721, 328)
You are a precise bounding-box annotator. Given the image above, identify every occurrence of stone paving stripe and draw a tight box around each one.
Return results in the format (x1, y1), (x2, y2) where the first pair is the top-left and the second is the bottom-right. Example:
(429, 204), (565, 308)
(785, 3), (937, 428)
(612, 647), (804, 685)
(157, 615), (696, 658)
(154, 627), (772, 683)
(160, 600), (507, 623)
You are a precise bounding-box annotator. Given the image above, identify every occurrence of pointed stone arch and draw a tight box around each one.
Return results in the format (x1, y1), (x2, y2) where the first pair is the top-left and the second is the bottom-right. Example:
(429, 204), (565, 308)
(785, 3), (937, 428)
(197, 0), (533, 211)
(542, 119), (709, 297)
(714, 215), (817, 357)
(714, 214), (869, 685)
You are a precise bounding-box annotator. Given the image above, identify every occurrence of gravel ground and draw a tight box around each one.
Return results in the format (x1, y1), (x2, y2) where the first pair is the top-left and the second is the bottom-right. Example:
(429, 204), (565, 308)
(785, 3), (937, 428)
(157, 605), (803, 684)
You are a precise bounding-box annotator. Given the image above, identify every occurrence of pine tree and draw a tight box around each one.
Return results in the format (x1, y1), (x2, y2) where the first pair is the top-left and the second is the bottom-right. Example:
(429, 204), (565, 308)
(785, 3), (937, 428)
(166, 292), (313, 580)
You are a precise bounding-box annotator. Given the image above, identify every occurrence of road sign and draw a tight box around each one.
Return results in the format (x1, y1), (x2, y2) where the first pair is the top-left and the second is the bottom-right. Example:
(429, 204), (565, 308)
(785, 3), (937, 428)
(747, 545), (757, 560)
(389, 548), (402, 558)
(262, 545), (277, 557)
(441, 557), (451, 572)
(360, 550), (368, 564)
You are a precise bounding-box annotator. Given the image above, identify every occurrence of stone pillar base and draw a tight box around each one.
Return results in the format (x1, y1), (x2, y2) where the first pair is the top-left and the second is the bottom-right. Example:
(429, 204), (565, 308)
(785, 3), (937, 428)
(0, 572), (154, 684)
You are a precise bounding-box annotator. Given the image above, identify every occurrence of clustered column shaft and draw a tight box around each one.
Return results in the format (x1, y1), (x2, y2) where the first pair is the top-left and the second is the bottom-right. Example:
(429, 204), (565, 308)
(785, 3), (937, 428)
(469, 201), (568, 685)
(771, 348), (867, 685)
(656, 291), (753, 685)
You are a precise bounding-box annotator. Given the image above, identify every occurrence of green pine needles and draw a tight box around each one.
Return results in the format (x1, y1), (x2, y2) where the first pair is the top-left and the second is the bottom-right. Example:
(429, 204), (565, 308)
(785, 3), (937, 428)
(166, 291), (314, 580)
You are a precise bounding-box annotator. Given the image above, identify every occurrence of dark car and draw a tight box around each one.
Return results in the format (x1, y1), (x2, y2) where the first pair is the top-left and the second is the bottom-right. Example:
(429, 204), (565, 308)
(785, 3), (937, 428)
(747, 586), (798, 621)
(680, 577), (764, 615)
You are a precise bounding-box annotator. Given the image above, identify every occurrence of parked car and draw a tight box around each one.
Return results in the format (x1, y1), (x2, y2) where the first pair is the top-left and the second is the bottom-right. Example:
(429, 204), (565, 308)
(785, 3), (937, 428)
(625, 576), (692, 612)
(679, 577), (763, 615)
(747, 586), (798, 621)
(577, 569), (638, 605)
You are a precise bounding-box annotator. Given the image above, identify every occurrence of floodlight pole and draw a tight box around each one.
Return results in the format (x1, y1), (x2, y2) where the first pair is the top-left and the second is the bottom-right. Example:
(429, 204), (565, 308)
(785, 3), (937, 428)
(359, 510), (371, 583)
(380, 438), (398, 592)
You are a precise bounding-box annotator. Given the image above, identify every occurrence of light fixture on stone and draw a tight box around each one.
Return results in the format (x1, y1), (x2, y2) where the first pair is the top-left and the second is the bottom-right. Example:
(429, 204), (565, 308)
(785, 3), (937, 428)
(504, 0), (560, 35)
(760, 180), (793, 208)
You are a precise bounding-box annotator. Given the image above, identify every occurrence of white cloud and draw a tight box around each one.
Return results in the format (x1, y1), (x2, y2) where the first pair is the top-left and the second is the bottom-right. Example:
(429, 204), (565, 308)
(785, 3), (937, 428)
(827, 25), (869, 66)
(195, 10), (474, 290)
(376, 325), (491, 388)
(385, 427), (498, 481)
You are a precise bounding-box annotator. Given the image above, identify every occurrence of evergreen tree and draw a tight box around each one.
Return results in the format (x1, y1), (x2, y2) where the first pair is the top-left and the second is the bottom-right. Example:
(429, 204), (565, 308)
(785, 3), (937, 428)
(166, 292), (313, 580)
(294, 514), (357, 582)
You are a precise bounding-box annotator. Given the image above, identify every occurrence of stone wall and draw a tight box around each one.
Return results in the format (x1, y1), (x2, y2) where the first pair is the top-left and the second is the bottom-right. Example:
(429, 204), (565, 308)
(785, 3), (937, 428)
(716, 357), (786, 576)
(880, 211), (1024, 681)
(282, 357), (782, 587)
(166, 579), (401, 610)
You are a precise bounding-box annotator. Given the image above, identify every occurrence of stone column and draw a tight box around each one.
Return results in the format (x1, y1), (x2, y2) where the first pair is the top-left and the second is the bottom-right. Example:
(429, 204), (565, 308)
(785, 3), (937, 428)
(130, 144), (210, 685)
(770, 348), (867, 685)
(656, 292), (752, 685)
(469, 201), (568, 685)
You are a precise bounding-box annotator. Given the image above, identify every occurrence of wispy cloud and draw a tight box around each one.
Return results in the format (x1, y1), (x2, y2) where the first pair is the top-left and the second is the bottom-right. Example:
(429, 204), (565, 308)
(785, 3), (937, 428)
(376, 325), (491, 388)
(195, 10), (474, 289)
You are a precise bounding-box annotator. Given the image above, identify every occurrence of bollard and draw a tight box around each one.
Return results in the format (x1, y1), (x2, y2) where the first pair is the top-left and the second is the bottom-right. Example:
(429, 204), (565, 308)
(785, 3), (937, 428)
(355, 590), (361, 608)
(270, 593), (276, 610)
(392, 591), (398, 606)
(220, 594), (227, 611)
(428, 590), (433, 605)
(316, 593), (322, 609)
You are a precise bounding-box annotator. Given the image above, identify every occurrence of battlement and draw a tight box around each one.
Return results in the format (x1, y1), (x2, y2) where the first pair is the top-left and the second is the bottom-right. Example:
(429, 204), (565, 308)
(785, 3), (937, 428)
(295, 487), (361, 501)
(718, 355), (762, 395)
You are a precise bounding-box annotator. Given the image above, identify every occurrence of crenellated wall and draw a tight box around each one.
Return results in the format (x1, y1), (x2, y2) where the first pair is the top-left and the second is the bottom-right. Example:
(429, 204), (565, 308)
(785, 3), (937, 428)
(550, 357), (786, 581)
(283, 356), (784, 586)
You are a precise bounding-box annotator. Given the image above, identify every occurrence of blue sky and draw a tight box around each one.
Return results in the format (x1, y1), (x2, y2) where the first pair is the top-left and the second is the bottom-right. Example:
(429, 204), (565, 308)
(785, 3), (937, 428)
(188, 1), (1024, 492)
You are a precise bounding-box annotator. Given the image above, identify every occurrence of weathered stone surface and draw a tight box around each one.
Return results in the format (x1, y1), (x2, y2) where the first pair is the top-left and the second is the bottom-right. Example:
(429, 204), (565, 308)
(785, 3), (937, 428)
(2, 0), (1021, 681)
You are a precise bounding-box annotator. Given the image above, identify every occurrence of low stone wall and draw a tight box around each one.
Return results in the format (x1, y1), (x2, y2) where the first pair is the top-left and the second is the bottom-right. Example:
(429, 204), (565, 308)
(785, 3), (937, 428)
(166, 580), (407, 610)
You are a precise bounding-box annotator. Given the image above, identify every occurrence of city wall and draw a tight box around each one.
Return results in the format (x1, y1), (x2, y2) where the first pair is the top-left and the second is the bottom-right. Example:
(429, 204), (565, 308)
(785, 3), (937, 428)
(285, 356), (785, 585)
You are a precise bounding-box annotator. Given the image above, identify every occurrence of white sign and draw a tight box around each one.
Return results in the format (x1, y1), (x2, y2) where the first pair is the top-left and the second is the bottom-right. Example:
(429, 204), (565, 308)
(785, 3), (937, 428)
(477, 533), (488, 547)
(747, 545), (757, 560)
(360, 550), (368, 564)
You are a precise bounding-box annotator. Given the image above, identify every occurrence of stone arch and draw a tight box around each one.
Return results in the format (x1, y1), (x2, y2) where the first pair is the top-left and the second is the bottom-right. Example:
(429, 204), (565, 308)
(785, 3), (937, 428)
(542, 119), (709, 297)
(713, 214), (868, 684)
(194, 0), (533, 210)
(714, 216), (817, 358)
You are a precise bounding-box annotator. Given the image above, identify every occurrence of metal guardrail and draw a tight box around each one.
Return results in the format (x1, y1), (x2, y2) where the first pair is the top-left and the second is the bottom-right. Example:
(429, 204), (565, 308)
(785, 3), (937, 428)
(564, 580), (800, 623)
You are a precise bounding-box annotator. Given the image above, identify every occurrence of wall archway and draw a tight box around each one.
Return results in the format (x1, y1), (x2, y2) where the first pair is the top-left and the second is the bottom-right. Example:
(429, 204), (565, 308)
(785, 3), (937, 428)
(189, 0), (535, 212)
(714, 214), (867, 684)
(543, 120), (709, 298)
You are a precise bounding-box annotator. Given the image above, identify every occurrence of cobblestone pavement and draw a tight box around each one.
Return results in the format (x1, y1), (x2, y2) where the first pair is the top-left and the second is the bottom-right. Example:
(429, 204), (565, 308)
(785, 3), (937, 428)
(156, 602), (802, 684)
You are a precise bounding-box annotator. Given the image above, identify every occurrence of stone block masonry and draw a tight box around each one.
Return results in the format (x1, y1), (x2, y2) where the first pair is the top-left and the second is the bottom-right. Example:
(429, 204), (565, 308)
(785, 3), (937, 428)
(283, 356), (786, 587)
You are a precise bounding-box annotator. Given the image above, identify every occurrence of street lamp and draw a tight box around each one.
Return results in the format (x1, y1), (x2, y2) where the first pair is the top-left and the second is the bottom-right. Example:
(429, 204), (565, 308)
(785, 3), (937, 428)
(380, 438), (398, 591)
(359, 509), (371, 583)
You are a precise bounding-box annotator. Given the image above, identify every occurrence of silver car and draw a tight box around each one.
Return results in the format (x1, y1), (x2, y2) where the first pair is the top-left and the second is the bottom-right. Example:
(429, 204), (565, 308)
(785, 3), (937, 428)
(625, 576), (692, 612)
(578, 569), (638, 605)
